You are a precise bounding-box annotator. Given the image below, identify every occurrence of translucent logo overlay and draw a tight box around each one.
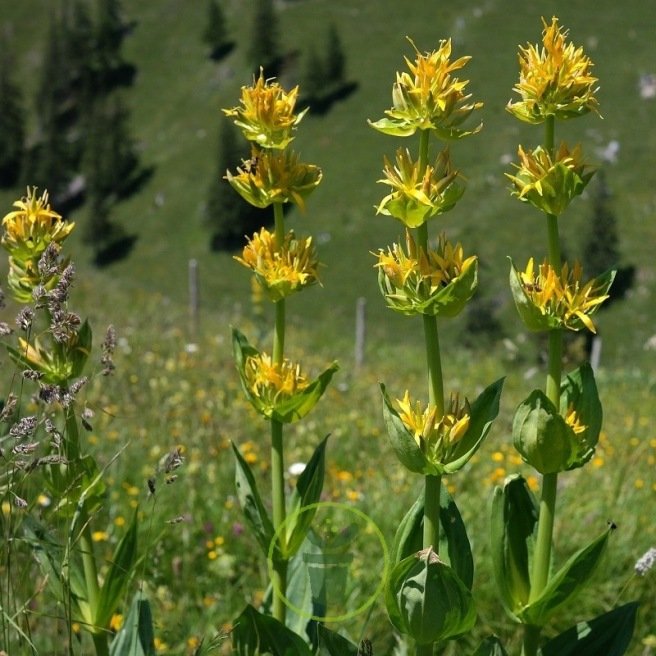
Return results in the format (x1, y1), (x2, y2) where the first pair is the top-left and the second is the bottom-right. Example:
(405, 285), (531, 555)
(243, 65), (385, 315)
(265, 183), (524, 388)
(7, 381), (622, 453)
(267, 502), (390, 623)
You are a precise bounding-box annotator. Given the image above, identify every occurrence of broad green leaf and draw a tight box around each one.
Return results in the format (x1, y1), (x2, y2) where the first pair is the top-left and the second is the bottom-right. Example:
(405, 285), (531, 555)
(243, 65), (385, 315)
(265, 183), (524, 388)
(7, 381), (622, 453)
(231, 604), (312, 656)
(473, 636), (509, 656)
(521, 526), (613, 625)
(391, 488), (473, 589)
(285, 436), (329, 557)
(439, 486), (473, 590)
(490, 475), (538, 620)
(316, 624), (359, 656)
(232, 442), (274, 557)
(443, 377), (504, 474)
(540, 601), (639, 656)
(96, 511), (139, 629)
(392, 494), (424, 565)
(109, 590), (155, 656)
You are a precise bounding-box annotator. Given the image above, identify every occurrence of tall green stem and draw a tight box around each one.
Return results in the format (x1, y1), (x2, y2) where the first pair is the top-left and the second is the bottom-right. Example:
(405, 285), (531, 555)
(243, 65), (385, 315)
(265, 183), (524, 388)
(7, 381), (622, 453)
(271, 201), (287, 624)
(524, 114), (563, 656)
(416, 131), (445, 562)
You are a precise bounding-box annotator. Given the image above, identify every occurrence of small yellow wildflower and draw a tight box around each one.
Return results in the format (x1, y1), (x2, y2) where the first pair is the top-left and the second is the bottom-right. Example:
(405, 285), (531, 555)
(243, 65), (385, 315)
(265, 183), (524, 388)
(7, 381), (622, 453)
(376, 147), (464, 227)
(244, 352), (309, 412)
(223, 69), (308, 149)
(376, 230), (477, 316)
(114, 516), (126, 527)
(507, 16), (599, 123)
(92, 531), (109, 542)
(154, 637), (168, 652)
(235, 228), (320, 301)
(2, 187), (74, 260)
(506, 142), (594, 216)
(225, 147), (322, 210)
(396, 390), (471, 466)
(513, 258), (613, 333)
(109, 613), (123, 632)
(370, 38), (482, 139)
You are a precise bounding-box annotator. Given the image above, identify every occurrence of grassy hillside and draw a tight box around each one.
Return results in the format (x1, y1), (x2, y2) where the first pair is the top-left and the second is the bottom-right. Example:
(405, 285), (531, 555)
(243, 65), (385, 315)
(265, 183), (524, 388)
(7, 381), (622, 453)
(1, 3), (656, 653)
(2, 0), (656, 369)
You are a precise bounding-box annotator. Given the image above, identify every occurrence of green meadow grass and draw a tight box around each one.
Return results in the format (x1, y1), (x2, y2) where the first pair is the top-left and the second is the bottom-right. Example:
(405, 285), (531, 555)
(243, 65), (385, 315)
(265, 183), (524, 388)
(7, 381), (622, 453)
(1, 0), (656, 653)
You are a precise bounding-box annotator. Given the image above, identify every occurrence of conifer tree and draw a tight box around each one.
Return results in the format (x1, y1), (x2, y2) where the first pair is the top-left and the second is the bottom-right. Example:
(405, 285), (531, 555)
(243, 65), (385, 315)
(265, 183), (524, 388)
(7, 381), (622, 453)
(324, 23), (346, 88)
(28, 13), (75, 197)
(203, 0), (230, 58)
(0, 35), (25, 187)
(207, 118), (264, 250)
(247, 0), (280, 75)
(582, 169), (620, 277)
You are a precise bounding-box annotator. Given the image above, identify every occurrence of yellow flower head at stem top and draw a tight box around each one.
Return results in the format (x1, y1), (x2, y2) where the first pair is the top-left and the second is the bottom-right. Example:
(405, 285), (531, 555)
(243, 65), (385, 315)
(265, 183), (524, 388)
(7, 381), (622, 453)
(375, 230), (477, 317)
(2, 187), (74, 262)
(234, 227), (320, 302)
(510, 257), (615, 333)
(396, 391), (471, 466)
(223, 70), (308, 150)
(507, 16), (599, 124)
(376, 147), (464, 227)
(225, 147), (322, 210)
(506, 142), (595, 216)
(369, 37), (482, 140)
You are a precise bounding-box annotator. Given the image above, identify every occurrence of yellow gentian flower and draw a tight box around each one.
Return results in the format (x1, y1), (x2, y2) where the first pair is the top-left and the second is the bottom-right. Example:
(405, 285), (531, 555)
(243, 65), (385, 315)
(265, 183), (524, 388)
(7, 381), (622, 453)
(506, 142), (594, 216)
(511, 258), (613, 333)
(234, 228), (320, 301)
(225, 147), (322, 210)
(507, 16), (599, 124)
(396, 391), (471, 466)
(376, 230), (477, 317)
(2, 187), (74, 260)
(370, 38), (482, 139)
(376, 147), (464, 227)
(223, 70), (308, 150)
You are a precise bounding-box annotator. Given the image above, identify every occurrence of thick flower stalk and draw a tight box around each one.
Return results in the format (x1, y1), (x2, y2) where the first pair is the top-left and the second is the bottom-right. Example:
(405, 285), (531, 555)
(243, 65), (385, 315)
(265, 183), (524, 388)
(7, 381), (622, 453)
(507, 16), (599, 124)
(1, 187), (75, 302)
(376, 230), (477, 316)
(510, 258), (614, 333)
(234, 228), (320, 302)
(370, 38), (483, 139)
(224, 71), (330, 629)
(376, 147), (464, 227)
(506, 143), (594, 216)
(504, 18), (607, 656)
(223, 69), (308, 149)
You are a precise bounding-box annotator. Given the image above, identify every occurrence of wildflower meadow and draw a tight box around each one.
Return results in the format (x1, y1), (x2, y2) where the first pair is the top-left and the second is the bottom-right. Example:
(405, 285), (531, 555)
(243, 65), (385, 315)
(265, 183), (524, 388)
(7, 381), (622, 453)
(1, 6), (655, 656)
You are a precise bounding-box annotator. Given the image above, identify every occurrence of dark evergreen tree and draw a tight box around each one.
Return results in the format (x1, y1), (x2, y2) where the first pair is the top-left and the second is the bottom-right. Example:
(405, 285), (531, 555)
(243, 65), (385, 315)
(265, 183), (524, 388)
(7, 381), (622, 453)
(0, 35), (25, 187)
(96, 0), (125, 68)
(247, 0), (280, 75)
(203, 0), (231, 59)
(302, 46), (325, 102)
(324, 23), (346, 88)
(66, 0), (97, 104)
(207, 119), (265, 251)
(582, 170), (620, 277)
(27, 13), (76, 198)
